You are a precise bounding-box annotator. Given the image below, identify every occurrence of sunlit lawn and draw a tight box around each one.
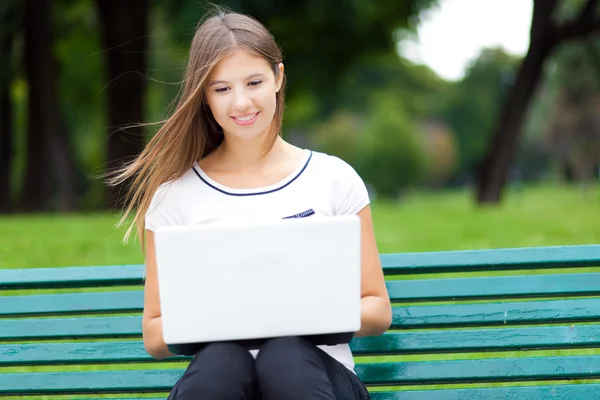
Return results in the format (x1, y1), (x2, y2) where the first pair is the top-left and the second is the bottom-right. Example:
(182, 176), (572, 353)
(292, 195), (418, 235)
(1, 183), (599, 269)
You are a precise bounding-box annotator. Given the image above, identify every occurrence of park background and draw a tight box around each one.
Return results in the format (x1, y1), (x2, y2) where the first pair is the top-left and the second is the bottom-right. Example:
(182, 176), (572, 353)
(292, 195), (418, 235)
(1, 0), (599, 270)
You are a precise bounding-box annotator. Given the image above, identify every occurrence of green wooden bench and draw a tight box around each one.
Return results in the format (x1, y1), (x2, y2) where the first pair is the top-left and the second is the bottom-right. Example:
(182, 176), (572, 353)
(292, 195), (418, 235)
(1, 244), (600, 399)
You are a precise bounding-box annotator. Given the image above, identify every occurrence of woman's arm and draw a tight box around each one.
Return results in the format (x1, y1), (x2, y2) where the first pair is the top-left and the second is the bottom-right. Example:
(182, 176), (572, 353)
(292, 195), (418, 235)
(354, 205), (392, 337)
(142, 230), (176, 360)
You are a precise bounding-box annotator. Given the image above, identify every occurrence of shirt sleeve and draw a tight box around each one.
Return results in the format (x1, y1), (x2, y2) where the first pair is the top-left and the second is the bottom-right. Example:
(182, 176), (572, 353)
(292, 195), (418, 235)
(145, 181), (184, 231)
(331, 156), (370, 215)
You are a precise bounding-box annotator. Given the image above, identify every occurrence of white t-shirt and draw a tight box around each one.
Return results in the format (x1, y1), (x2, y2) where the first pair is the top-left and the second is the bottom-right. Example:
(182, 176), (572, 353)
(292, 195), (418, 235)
(145, 149), (370, 371)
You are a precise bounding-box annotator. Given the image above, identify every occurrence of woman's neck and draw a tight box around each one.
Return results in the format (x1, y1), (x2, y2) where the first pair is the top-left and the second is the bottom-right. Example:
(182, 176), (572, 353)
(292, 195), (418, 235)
(210, 134), (290, 172)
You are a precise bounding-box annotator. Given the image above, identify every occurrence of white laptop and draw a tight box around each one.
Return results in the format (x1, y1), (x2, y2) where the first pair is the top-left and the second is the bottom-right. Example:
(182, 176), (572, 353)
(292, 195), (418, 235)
(153, 215), (362, 354)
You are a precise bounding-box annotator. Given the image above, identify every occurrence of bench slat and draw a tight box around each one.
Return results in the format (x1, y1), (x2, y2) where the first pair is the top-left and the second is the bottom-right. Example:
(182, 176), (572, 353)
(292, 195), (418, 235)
(0, 265), (144, 289)
(392, 298), (600, 328)
(381, 244), (600, 274)
(0, 369), (184, 394)
(386, 273), (600, 301)
(0, 316), (142, 340)
(65, 384), (600, 400)
(351, 324), (600, 355)
(4, 273), (600, 317)
(0, 341), (174, 365)
(3, 298), (600, 340)
(0, 341), (175, 365)
(369, 384), (600, 400)
(2, 246), (598, 290)
(44, 384), (600, 400)
(4, 324), (600, 365)
(0, 291), (142, 317)
(356, 355), (600, 385)
(3, 355), (600, 393)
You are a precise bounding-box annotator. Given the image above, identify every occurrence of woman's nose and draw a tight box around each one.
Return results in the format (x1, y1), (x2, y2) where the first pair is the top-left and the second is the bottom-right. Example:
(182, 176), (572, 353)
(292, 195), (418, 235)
(233, 90), (252, 110)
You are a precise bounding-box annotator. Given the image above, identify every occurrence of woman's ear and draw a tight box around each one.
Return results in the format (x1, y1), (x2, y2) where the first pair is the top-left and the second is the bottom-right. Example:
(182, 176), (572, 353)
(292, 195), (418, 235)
(276, 63), (284, 93)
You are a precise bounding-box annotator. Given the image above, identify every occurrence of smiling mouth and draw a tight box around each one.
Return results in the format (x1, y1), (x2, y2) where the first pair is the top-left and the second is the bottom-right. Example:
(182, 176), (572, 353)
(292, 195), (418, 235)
(233, 112), (258, 122)
(232, 112), (259, 125)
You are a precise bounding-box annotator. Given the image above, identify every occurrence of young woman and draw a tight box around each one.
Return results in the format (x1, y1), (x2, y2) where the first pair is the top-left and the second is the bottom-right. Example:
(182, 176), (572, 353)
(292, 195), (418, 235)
(108, 8), (391, 400)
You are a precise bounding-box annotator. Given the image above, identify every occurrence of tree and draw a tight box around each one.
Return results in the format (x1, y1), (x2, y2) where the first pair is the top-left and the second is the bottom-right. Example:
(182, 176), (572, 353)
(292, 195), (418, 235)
(443, 47), (520, 181)
(96, 0), (149, 209)
(358, 96), (427, 197)
(157, 0), (439, 118)
(6, 0), (438, 212)
(476, 0), (600, 203)
(53, 0), (109, 210)
(337, 52), (450, 119)
(542, 40), (600, 182)
(21, 0), (77, 212)
(0, 0), (21, 212)
(90, 0), (440, 209)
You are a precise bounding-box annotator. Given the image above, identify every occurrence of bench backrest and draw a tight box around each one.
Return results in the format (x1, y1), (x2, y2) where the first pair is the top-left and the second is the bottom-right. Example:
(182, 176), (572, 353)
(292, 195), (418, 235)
(1, 244), (600, 398)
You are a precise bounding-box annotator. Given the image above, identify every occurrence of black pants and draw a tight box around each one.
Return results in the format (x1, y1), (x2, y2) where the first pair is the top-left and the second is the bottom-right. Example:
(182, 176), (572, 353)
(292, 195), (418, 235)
(167, 336), (370, 399)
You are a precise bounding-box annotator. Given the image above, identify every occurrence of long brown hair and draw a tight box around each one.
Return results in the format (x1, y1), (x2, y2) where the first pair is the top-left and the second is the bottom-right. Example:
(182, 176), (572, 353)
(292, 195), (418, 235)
(105, 8), (286, 247)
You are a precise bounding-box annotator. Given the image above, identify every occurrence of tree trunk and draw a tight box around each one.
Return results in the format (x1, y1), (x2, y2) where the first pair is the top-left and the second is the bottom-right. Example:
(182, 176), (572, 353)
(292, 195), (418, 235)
(97, 0), (148, 209)
(0, 73), (13, 213)
(0, 26), (14, 212)
(21, 0), (76, 212)
(475, 39), (556, 203)
(475, 1), (559, 203)
(21, 0), (53, 211)
(0, 1), (21, 212)
(475, 0), (600, 203)
(0, 68), (13, 213)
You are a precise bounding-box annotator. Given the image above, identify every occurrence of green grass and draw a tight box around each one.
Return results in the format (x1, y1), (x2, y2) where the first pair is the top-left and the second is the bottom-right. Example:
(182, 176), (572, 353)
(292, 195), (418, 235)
(1, 183), (599, 269)
(371, 183), (600, 253)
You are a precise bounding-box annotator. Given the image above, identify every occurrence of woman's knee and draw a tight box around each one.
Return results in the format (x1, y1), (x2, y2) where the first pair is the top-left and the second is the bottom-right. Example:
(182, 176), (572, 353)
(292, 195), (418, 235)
(171, 342), (256, 399)
(195, 341), (254, 366)
(256, 337), (333, 399)
(257, 336), (316, 364)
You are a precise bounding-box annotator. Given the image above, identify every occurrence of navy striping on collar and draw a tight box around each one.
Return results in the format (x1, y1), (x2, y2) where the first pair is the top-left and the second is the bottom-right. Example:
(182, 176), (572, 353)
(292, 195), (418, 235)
(193, 151), (313, 197)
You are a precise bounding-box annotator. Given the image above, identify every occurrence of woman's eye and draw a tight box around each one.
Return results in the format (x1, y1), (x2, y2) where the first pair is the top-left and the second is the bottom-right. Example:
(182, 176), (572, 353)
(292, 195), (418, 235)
(248, 80), (262, 87)
(215, 87), (228, 93)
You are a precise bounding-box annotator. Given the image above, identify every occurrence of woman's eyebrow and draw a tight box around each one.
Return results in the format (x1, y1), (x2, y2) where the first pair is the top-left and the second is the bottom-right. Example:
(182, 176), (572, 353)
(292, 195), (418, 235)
(208, 73), (267, 87)
(246, 73), (266, 80)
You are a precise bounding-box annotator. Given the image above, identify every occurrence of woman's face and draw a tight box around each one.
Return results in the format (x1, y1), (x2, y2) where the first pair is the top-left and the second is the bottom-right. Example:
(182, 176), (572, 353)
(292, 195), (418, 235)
(205, 50), (284, 141)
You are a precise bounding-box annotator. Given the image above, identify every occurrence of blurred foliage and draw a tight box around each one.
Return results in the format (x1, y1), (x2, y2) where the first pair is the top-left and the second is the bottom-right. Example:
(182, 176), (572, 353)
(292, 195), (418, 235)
(536, 39), (600, 182)
(310, 110), (363, 169)
(420, 121), (458, 187)
(155, 0), (439, 115)
(338, 53), (450, 119)
(311, 94), (427, 197)
(441, 48), (521, 180)
(53, 0), (106, 208)
(3, 0), (600, 211)
(358, 96), (427, 196)
(310, 46), (524, 195)
(5, 0), (443, 207)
